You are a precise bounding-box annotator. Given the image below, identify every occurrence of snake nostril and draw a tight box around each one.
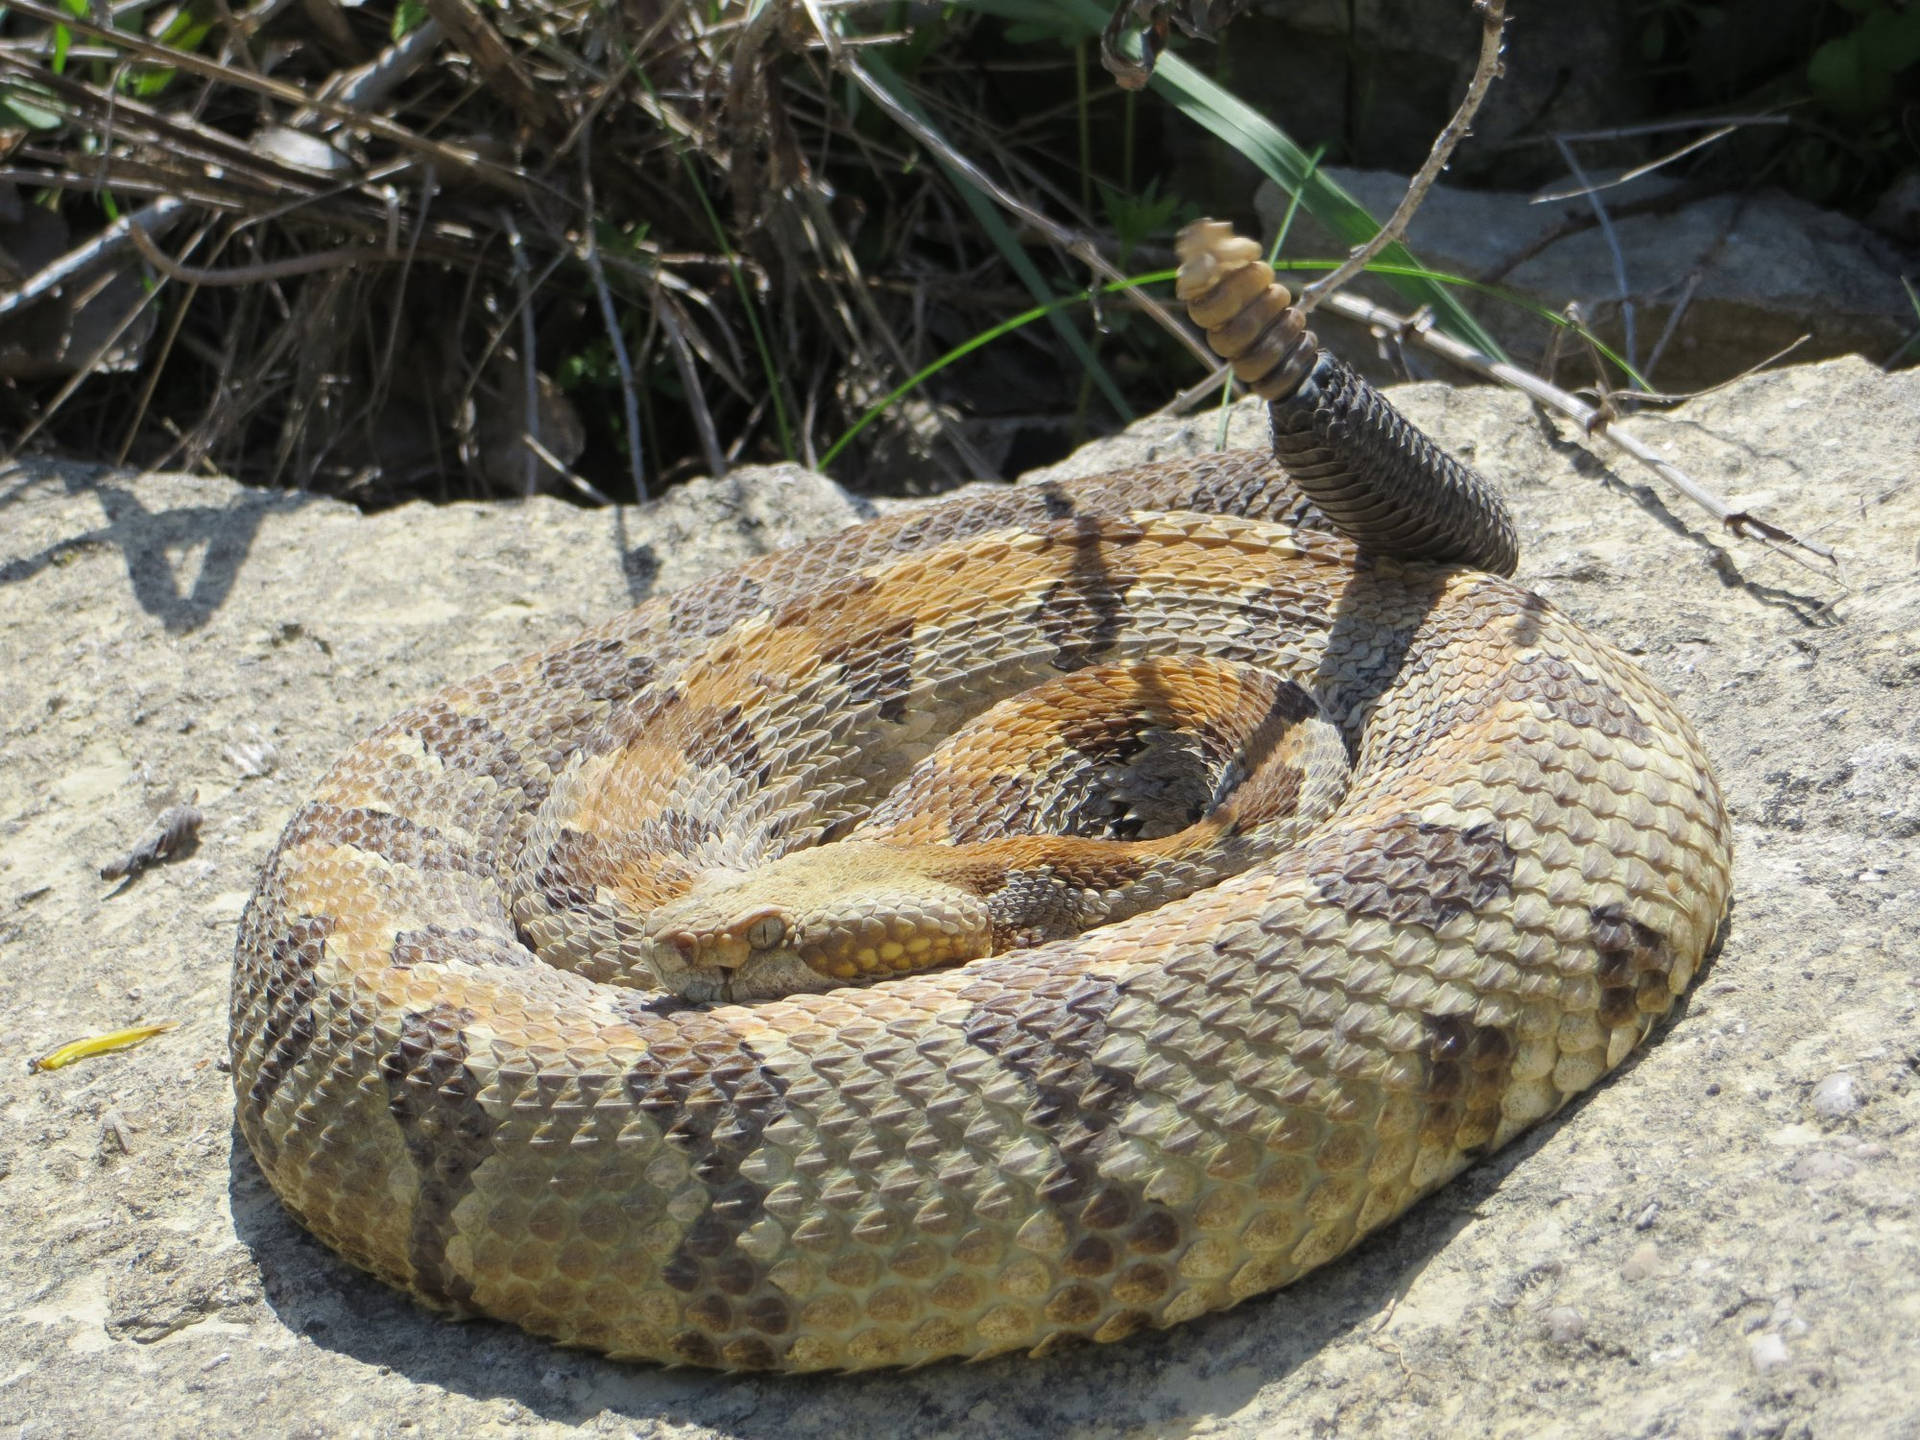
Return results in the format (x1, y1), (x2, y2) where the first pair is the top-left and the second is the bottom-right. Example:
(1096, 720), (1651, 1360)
(669, 931), (699, 961)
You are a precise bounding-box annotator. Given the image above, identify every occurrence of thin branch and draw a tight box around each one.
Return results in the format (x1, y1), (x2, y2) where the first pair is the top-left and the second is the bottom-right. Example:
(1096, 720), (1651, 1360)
(523, 431), (612, 505)
(1319, 289), (1836, 567)
(0, 55), (339, 196)
(576, 131), (646, 499)
(1552, 134), (1636, 371)
(655, 283), (728, 479)
(418, 0), (563, 133)
(1299, 0), (1508, 310)
(499, 209), (542, 498)
(1641, 270), (1703, 381)
(0, 197), (188, 322)
(1532, 123), (1743, 205)
(304, 17), (445, 117)
(1522, 113), (1792, 147)
(1630, 332), (1810, 406)
(127, 222), (397, 284)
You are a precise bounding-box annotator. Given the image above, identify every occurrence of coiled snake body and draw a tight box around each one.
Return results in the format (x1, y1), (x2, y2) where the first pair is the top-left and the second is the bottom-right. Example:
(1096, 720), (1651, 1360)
(231, 225), (1731, 1371)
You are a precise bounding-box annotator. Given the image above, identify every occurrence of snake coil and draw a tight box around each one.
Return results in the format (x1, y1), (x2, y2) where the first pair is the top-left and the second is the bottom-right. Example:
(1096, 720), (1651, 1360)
(230, 220), (1730, 1373)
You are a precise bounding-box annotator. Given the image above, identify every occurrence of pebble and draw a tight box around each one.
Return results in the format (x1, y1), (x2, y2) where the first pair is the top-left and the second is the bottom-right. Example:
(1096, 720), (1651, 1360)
(1544, 1306), (1586, 1345)
(1749, 1333), (1791, 1374)
(1622, 1241), (1661, 1283)
(1791, 1150), (1859, 1184)
(1812, 1071), (1861, 1120)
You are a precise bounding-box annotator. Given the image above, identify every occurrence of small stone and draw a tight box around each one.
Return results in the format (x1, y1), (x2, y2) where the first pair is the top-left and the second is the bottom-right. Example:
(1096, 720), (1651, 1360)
(1622, 1241), (1660, 1282)
(223, 738), (280, 779)
(1749, 1332), (1791, 1374)
(1544, 1305), (1585, 1345)
(1791, 1150), (1858, 1184)
(1812, 1072), (1861, 1121)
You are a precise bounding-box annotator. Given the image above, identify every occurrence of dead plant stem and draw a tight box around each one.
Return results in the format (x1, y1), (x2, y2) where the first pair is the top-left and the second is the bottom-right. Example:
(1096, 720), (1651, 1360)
(1299, 0), (1507, 311)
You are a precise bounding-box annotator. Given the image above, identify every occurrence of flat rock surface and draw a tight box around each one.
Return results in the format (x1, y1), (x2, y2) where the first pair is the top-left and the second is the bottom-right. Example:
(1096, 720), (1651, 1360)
(1, 358), (1915, 1440)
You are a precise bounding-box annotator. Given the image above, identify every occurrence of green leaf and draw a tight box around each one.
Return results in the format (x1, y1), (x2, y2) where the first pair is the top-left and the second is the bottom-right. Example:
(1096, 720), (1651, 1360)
(0, 80), (63, 130)
(124, 66), (177, 98)
(392, 0), (430, 40)
(155, 9), (213, 51)
(52, 22), (70, 74)
(1809, 33), (1888, 113)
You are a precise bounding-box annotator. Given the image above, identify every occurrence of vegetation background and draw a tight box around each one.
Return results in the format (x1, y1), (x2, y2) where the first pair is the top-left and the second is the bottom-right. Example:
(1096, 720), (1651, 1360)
(0, 0), (1913, 505)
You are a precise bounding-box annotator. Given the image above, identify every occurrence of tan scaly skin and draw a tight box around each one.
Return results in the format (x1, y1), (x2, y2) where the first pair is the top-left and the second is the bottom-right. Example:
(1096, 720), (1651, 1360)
(230, 222), (1731, 1372)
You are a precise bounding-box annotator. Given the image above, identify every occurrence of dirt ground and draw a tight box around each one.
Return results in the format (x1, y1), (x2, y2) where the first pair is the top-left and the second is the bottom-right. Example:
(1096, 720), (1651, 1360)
(1, 357), (1915, 1440)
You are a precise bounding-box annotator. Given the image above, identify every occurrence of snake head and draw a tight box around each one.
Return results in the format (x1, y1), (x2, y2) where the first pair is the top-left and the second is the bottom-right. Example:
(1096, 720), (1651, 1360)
(634, 844), (997, 1002)
(636, 873), (829, 1003)
(655, 904), (792, 972)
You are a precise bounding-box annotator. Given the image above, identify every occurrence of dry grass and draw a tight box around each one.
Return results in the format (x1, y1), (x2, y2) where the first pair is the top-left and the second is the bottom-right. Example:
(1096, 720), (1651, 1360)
(0, 0), (1184, 503)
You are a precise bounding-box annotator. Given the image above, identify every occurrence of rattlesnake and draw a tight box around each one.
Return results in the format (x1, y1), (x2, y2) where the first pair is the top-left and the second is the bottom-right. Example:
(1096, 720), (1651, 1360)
(230, 222), (1732, 1371)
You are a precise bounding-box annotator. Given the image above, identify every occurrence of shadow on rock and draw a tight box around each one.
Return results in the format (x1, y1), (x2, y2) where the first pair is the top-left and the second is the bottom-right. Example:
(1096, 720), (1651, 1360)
(1523, 408), (1837, 628)
(0, 466), (308, 632)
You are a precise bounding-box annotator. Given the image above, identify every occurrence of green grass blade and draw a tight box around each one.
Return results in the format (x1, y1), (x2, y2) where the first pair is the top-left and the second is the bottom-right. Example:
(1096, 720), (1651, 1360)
(825, 253), (1652, 474)
(822, 268), (1177, 467)
(858, 49), (1133, 421)
(957, 0), (1510, 361)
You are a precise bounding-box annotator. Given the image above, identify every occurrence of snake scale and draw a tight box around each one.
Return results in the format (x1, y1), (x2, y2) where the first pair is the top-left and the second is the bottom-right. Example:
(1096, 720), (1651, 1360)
(231, 223), (1732, 1371)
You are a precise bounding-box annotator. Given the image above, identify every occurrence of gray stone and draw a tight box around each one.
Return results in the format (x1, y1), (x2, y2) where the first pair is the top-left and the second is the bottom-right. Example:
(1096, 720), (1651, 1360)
(1812, 1071), (1862, 1122)
(2, 358), (1917, 1438)
(1258, 168), (1916, 392)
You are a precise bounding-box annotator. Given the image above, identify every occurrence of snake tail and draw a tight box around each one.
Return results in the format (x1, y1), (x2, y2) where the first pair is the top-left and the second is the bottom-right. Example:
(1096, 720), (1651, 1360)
(1174, 219), (1520, 577)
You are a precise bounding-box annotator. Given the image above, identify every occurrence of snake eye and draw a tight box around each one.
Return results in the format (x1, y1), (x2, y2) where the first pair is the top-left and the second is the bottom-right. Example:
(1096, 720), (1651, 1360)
(743, 913), (788, 951)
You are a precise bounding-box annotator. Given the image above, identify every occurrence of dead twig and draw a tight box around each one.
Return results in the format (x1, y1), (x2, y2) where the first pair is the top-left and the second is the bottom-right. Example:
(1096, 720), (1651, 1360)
(127, 222), (397, 284)
(1298, 0), (1508, 311)
(418, 0), (563, 134)
(1529, 116), (1790, 202)
(100, 799), (204, 882)
(2, 0), (541, 199)
(1627, 333), (1811, 407)
(577, 126), (646, 498)
(499, 208), (541, 497)
(655, 283), (728, 479)
(1321, 289), (1838, 569)
(1551, 135), (1637, 371)
(524, 431), (613, 505)
(0, 197), (188, 322)
(301, 16), (445, 118)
